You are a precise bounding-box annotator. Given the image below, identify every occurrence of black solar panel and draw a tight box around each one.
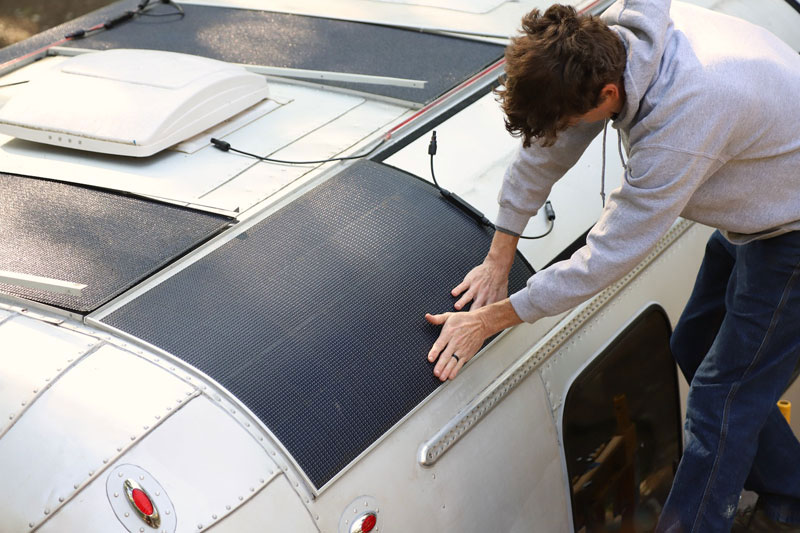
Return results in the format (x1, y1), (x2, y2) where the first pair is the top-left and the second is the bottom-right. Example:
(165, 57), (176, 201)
(103, 161), (534, 489)
(0, 2), (503, 105)
(0, 174), (231, 313)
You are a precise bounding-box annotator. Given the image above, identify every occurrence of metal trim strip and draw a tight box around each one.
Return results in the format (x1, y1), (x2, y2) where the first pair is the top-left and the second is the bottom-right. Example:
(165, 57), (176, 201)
(418, 218), (694, 466)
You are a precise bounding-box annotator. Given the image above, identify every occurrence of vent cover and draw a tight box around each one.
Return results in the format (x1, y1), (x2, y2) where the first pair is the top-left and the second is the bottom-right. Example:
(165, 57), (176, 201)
(0, 49), (269, 157)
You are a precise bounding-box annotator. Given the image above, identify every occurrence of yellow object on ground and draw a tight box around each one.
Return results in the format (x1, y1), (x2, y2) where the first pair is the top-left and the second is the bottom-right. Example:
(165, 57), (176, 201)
(778, 400), (791, 424)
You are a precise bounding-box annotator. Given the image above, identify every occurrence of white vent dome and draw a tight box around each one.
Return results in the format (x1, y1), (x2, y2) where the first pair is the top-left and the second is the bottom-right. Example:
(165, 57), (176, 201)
(0, 49), (269, 157)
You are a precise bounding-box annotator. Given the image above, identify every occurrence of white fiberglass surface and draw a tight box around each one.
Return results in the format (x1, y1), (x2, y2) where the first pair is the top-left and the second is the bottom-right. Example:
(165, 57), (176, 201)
(384, 92), (624, 271)
(0, 56), (410, 215)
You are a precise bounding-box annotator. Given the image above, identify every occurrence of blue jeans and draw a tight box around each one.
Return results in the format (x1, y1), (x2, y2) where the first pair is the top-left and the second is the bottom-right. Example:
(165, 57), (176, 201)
(657, 230), (800, 532)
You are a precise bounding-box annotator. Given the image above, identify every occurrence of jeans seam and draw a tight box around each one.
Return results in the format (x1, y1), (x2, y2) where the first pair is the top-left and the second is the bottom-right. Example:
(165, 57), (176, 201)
(689, 253), (800, 532)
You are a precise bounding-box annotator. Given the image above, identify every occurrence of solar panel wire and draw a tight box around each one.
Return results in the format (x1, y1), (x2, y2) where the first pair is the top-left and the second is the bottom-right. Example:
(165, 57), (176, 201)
(0, 0), (184, 73)
(211, 132), (556, 240)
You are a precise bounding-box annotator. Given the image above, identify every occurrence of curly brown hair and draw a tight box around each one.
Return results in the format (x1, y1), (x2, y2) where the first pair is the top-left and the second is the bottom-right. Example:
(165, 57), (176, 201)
(496, 5), (626, 147)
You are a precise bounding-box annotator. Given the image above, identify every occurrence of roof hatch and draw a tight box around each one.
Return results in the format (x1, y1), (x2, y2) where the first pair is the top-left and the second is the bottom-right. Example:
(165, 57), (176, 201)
(0, 49), (269, 157)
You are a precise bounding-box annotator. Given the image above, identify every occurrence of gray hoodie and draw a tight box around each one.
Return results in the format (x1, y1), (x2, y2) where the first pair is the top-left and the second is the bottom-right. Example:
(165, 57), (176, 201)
(497, 0), (800, 324)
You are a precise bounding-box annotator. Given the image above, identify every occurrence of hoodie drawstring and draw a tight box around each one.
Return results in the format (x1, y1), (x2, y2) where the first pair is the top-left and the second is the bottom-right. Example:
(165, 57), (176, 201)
(601, 119), (629, 208)
(601, 119), (608, 207)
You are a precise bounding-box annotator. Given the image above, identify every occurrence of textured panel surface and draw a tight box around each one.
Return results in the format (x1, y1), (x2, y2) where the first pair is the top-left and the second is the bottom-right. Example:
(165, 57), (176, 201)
(0, 174), (231, 312)
(104, 160), (533, 489)
(54, 3), (503, 104)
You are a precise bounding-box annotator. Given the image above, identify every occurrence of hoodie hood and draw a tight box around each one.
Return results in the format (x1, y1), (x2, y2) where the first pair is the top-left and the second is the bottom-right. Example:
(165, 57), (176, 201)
(602, 0), (674, 130)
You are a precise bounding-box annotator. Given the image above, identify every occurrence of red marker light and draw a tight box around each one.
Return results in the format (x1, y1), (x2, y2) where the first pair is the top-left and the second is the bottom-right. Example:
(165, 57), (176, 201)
(132, 488), (154, 516)
(351, 512), (377, 533)
(123, 479), (161, 528)
(361, 513), (377, 532)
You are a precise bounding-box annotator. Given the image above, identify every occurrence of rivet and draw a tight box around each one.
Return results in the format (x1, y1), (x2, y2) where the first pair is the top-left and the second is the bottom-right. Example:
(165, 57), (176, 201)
(130, 435), (136, 441)
(140, 528), (145, 533)
(21, 402), (25, 406)
(58, 497), (64, 502)
(212, 514), (217, 519)
(238, 496), (243, 501)
(29, 523), (34, 528)
(271, 451), (276, 456)
(259, 479), (264, 484)
(198, 524), (203, 530)
(118, 473), (124, 478)
(143, 425), (149, 430)
(114, 493), (119, 498)
(155, 491), (161, 497)
(56, 368), (61, 371)
(44, 509), (50, 515)
(245, 422), (250, 427)
(170, 367), (175, 371)
(88, 471), (93, 476)
(225, 505), (231, 511)
(315, 515), (320, 521)
(74, 483), (79, 489)
(8, 415), (12, 420)
(124, 512), (130, 518)
(139, 475), (144, 481)
(33, 389), (38, 394)
(165, 510), (171, 515)
(166, 407), (172, 411)
(103, 459), (109, 464)
(117, 447), (123, 452)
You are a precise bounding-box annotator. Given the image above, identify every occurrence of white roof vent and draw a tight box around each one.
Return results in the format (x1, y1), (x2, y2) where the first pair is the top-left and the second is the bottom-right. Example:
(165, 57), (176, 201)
(0, 49), (269, 157)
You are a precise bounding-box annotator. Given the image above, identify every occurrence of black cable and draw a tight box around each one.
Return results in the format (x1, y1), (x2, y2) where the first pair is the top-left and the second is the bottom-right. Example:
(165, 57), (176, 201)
(65, 0), (184, 39)
(210, 137), (387, 165)
(141, 0), (185, 18)
(427, 130), (556, 239)
(0, 81), (29, 89)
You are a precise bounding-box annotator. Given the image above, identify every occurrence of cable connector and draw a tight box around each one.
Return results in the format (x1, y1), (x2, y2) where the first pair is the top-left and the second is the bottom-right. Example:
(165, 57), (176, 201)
(544, 200), (556, 221)
(427, 130), (437, 156)
(210, 138), (231, 151)
(65, 29), (86, 39)
(104, 11), (135, 29)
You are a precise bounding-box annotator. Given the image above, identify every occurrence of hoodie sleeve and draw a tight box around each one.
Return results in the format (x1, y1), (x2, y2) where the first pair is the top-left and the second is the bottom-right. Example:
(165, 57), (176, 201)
(496, 121), (603, 234)
(509, 144), (722, 323)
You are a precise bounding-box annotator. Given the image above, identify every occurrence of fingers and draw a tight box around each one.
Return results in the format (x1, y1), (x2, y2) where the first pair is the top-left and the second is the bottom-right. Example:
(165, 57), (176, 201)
(433, 343), (457, 380)
(426, 313), (450, 363)
(453, 289), (474, 311)
(451, 279), (470, 297)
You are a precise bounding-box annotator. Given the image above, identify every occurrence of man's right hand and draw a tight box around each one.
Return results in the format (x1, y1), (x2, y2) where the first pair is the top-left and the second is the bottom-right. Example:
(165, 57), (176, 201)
(452, 229), (520, 311)
(452, 261), (509, 310)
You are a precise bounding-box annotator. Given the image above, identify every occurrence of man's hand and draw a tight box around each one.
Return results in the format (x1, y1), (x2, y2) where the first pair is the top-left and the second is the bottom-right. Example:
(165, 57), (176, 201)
(425, 300), (524, 381)
(452, 230), (519, 311)
(451, 262), (509, 311)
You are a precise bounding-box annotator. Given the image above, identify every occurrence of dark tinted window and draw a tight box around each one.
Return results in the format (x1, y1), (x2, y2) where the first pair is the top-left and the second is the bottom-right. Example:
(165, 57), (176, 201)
(563, 305), (681, 532)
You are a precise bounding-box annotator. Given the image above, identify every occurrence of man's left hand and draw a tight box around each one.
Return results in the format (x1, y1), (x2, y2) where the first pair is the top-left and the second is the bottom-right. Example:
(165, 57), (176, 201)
(425, 310), (490, 381)
(425, 299), (524, 382)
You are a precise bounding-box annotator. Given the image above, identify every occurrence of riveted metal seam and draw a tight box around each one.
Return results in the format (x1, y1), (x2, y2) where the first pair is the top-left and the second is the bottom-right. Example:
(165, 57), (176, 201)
(418, 219), (694, 466)
(0, 340), (104, 440)
(29, 390), (201, 532)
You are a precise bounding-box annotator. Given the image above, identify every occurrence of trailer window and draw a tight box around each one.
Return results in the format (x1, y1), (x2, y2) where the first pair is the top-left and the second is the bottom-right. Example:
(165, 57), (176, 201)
(562, 305), (681, 533)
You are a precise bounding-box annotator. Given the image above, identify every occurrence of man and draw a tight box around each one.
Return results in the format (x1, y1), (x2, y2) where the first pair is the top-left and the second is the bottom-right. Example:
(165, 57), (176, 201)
(424, 1), (800, 531)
